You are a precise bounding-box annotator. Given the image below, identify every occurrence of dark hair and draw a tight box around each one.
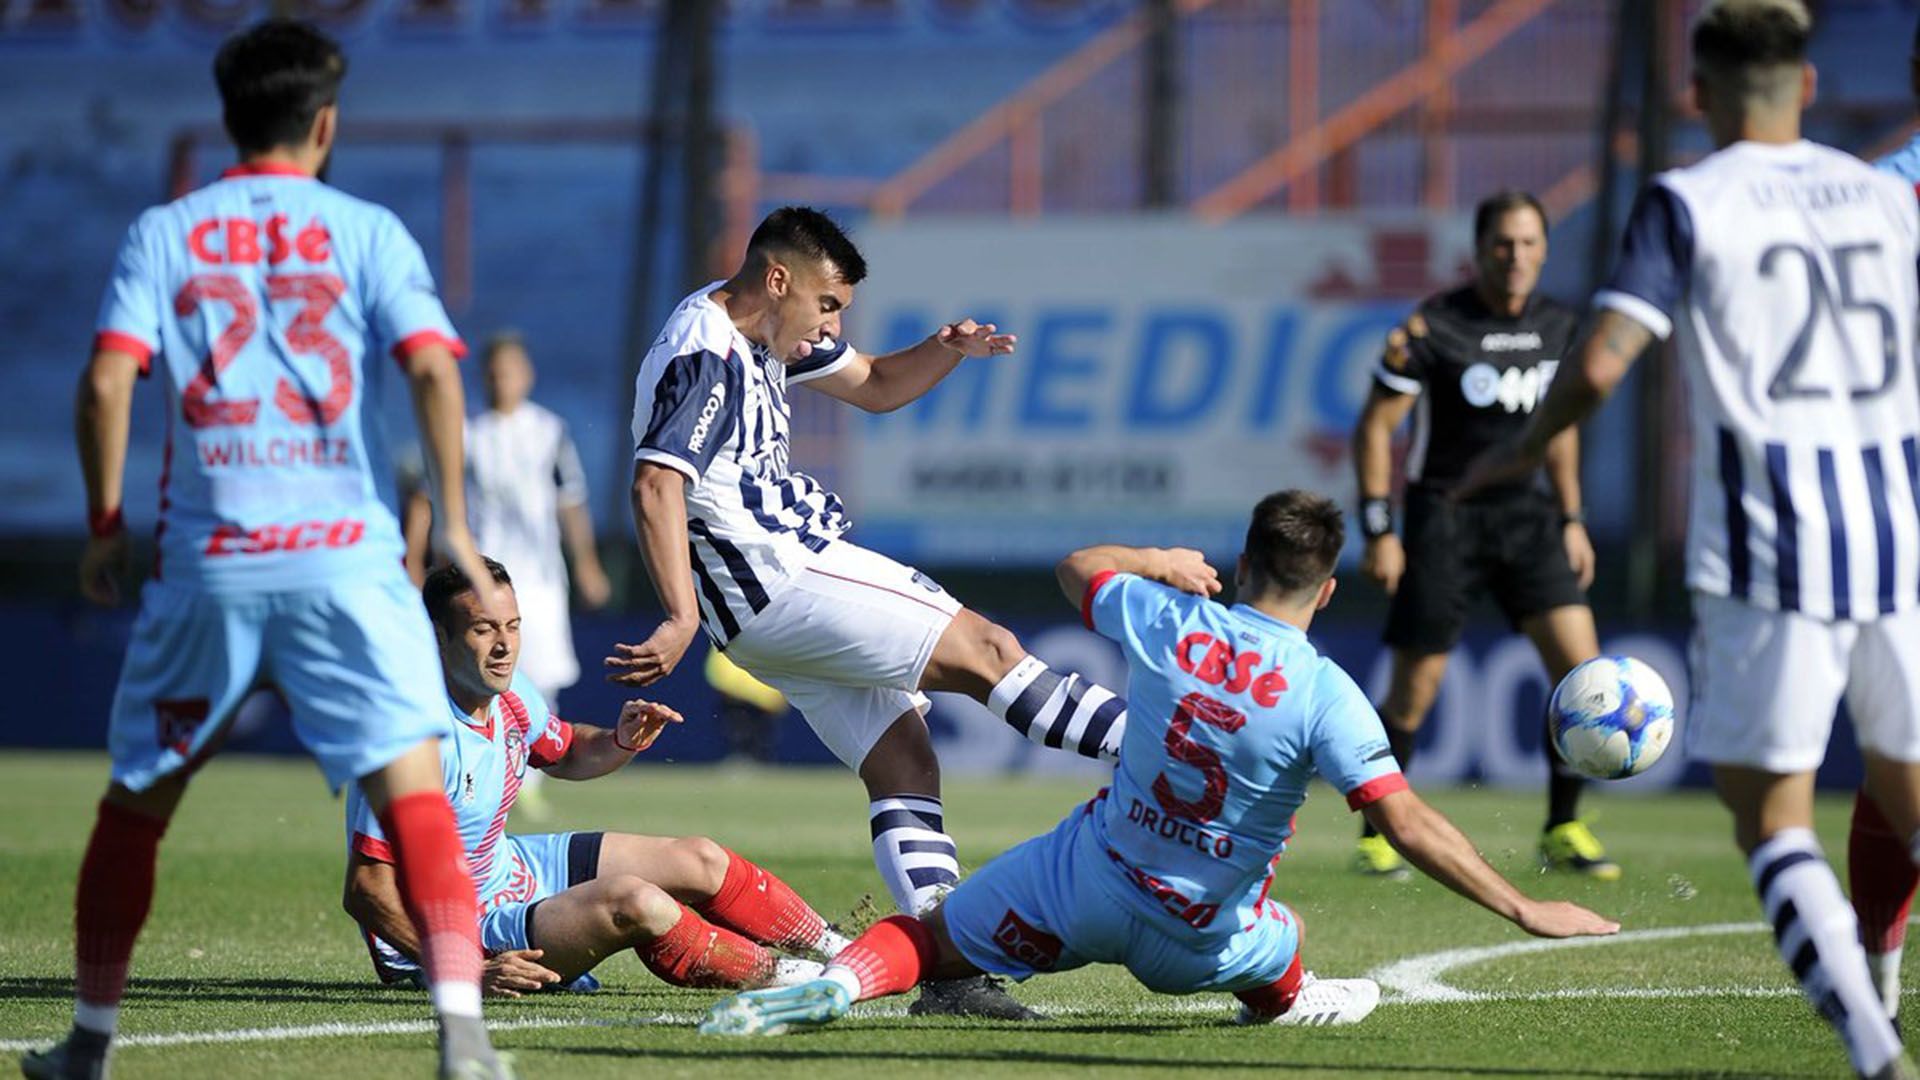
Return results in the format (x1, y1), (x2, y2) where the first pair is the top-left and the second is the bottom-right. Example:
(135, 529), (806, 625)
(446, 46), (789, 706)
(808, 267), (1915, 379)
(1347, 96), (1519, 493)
(1473, 190), (1548, 245)
(747, 206), (868, 285)
(213, 19), (348, 156)
(481, 330), (528, 364)
(423, 557), (513, 632)
(1243, 490), (1345, 598)
(1692, 0), (1810, 74)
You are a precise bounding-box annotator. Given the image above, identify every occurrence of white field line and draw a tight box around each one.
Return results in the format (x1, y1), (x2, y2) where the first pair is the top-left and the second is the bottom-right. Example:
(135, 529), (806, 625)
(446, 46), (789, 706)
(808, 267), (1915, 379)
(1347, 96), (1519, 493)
(3, 918), (1884, 1054)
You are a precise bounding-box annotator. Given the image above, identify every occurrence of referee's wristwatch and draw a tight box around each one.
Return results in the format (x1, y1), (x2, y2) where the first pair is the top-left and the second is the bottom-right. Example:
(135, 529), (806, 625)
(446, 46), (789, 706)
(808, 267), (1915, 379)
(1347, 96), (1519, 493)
(1359, 497), (1394, 540)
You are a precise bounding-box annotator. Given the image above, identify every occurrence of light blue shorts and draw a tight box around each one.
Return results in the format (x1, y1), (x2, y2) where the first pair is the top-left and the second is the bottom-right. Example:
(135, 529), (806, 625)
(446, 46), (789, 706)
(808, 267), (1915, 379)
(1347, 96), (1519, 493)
(109, 576), (445, 793)
(477, 831), (601, 953)
(941, 805), (1301, 996)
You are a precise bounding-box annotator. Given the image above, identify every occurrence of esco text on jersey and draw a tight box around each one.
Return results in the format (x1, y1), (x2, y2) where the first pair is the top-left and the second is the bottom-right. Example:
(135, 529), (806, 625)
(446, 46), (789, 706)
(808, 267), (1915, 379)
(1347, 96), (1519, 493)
(1460, 360), (1559, 413)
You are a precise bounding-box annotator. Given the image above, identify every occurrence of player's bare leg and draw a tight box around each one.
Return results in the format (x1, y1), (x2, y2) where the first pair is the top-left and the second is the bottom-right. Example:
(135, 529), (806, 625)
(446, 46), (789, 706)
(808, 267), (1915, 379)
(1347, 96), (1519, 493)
(851, 708), (1038, 1020)
(518, 875), (811, 989)
(359, 741), (506, 1080)
(1856, 755), (1920, 1018)
(593, 833), (850, 958)
(22, 774), (190, 1080)
(1716, 765), (1907, 1077)
(1521, 604), (1616, 879)
(921, 608), (1126, 761)
(1356, 649), (1447, 878)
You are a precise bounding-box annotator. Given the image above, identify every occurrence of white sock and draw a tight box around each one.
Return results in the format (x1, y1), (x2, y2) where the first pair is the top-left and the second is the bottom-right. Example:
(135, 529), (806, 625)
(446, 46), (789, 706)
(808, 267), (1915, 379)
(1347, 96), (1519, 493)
(1751, 829), (1902, 1075)
(987, 655), (1127, 762)
(819, 926), (855, 958)
(1865, 948), (1903, 1019)
(822, 964), (863, 1001)
(430, 980), (483, 1020)
(868, 796), (959, 915)
(73, 1000), (118, 1037)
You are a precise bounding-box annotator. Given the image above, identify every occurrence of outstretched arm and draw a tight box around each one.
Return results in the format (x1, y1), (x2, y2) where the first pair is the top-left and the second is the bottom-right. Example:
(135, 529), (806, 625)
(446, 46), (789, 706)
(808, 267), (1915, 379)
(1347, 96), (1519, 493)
(805, 320), (1013, 414)
(606, 463), (701, 686)
(543, 701), (682, 780)
(1361, 788), (1619, 938)
(1054, 545), (1222, 608)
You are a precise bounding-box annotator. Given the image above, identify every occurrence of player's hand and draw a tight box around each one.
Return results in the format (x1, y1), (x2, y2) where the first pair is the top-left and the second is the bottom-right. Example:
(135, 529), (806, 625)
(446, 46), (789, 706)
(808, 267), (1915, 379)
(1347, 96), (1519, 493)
(1515, 899), (1620, 939)
(575, 562), (614, 610)
(482, 948), (561, 998)
(79, 529), (131, 607)
(442, 527), (513, 622)
(604, 618), (699, 687)
(1453, 436), (1545, 503)
(935, 319), (1016, 358)
(1361, 535), (1406, 596)
(1563, 522), (1596, 590)
(615, 699), (683, 753)
(1149, 547), (1221, 597)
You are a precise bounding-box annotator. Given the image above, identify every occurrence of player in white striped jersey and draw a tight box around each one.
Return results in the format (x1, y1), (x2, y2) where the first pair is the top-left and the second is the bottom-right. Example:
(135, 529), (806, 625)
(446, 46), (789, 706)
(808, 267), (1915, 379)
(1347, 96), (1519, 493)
(1462, 4), (1920, 1076)
(610, 208), (1137, 1019)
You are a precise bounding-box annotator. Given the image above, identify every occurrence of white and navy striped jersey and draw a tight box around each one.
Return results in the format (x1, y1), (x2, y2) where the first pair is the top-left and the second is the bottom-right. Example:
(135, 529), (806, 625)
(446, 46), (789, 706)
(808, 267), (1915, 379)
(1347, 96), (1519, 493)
(630, 283), (855, 643)
(1596, 140), (1920, 621)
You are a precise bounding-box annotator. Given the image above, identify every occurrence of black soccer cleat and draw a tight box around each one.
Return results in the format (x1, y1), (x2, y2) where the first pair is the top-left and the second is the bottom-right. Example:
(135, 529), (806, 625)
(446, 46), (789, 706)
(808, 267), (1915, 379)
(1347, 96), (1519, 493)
(19, 1028), (110, 1080)
(908, 975), (1047, 1021)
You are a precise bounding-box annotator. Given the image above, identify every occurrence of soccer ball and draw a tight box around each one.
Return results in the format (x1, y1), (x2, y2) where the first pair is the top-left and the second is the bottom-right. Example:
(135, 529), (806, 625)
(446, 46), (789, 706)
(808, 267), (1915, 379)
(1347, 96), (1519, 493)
(1547, 656), (1675, 780)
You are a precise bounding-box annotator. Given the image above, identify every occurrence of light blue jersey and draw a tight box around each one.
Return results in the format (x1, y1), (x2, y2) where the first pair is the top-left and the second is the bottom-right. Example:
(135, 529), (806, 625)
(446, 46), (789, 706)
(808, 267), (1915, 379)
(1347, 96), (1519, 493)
(95, 163), (465, 592)
(346, 672), (574, 907)
(940, 571), (1405, 995)
(1877, 130), (1920, 182)
(1083, 572), (1406, 940)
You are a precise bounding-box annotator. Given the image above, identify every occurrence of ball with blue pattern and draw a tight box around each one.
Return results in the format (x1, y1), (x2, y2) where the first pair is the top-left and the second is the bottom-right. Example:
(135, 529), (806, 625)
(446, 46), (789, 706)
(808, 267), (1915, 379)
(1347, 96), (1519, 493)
(1548, 655), (1675, 780)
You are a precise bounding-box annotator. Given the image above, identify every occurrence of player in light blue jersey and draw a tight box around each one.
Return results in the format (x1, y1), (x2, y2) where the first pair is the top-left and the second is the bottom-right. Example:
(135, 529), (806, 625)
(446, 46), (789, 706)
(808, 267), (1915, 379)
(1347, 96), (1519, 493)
(25, 20), (511, 1080)
(1875, 20), (1920, 183)
(700, 491), (1618, 1037)
(340, 558), (849, 997)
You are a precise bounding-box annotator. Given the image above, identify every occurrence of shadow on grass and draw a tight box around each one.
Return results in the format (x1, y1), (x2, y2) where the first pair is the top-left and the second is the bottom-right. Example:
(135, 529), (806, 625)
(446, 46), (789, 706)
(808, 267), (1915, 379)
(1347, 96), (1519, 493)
(0, 977), (411, 1008)
(548, 1044), (1805, 1080)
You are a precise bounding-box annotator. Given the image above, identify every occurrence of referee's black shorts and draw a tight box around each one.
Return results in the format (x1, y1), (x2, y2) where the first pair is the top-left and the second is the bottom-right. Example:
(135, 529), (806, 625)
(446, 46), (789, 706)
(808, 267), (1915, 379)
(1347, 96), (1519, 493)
(1382, 486), (1588, 655)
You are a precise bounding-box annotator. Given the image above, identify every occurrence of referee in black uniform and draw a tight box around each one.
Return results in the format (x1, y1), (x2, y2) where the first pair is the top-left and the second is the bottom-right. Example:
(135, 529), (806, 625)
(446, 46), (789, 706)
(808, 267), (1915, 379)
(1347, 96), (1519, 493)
(1351, 190), (1617, 880)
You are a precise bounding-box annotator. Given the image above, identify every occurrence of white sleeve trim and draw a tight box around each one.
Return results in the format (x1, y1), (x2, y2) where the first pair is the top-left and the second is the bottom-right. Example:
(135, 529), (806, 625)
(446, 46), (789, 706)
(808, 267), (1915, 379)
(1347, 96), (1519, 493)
(1372, 367), (1423, 396)
(633, 447), (699, 484)
(786, 345), (859, 386)
(1593, 289), (1673, 341)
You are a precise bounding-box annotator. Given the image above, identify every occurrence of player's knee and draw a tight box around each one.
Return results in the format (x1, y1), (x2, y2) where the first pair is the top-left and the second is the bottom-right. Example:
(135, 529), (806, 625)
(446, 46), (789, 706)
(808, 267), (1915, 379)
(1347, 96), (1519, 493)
(672, 836), (732, 895)
(973, 617), (1025, 678)
(607, 877), (681, 937)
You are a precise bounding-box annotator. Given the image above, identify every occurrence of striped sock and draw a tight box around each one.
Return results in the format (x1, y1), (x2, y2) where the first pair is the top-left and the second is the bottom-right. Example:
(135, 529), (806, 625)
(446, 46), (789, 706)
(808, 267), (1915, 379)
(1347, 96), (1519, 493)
(987, 655), (1127, 762)
(1751, 828), (1902, 1075)
(868, 796), (959, 915)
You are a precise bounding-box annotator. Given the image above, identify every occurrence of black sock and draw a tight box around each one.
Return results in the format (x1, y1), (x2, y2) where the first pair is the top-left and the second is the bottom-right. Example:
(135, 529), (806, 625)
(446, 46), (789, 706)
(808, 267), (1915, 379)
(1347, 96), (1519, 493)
(1361, 717), (1418, 840)
(1544, 714), (1584, 828)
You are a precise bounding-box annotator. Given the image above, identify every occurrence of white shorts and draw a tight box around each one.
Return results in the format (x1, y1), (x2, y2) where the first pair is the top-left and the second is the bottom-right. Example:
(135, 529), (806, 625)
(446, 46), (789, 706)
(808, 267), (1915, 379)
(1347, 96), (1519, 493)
(723, 541), (962, 768)
(1687, 592), (1920, 773)
(512, 579), (580, 698)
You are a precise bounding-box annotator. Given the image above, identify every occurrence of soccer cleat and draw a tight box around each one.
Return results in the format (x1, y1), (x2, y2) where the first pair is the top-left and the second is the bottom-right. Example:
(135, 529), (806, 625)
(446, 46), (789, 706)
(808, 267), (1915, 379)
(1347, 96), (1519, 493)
(768, 957), (827, 988)
(19, 1030), (110, 1080)
(1540, 821), (1622, 881)
(437, 1016), (514, 1080)
(1353, 835), (1410, 880)
(1237, 974), (1381, 1027)
(908, 975), (1047, 1021)
(1866, 1053), (1920, 1080)
(700, 978), (853, 1036)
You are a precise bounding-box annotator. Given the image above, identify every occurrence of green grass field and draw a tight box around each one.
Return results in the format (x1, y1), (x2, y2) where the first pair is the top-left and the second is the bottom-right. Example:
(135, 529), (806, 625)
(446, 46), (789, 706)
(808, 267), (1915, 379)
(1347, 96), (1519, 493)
(0, 752), (1892, 1078)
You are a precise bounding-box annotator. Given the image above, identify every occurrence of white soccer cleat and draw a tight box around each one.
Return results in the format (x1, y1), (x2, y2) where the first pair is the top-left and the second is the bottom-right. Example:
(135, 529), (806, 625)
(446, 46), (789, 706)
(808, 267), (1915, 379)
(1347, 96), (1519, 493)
(700, 979), (853, 1037)
(768, 956), (827, 987)
(1237, 974), (1380, 1027)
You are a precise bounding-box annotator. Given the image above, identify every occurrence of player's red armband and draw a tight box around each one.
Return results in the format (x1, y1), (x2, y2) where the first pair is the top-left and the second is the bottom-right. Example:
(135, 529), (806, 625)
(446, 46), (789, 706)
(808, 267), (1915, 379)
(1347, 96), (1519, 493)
(1344, 773), (1409, 811)
(1082, 570), (1119, 631)
(529, 720), (574, 769)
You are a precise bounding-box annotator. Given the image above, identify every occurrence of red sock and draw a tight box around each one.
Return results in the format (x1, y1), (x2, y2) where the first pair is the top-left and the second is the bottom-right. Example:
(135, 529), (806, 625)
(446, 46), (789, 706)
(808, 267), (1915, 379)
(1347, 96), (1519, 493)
(1234, 951), (1305, 1020)
(637, 904), (777, 988)
(1849, 790), (1918, 954)
(75, 801), (169, 1017)
(696, 848), (831, 952)
(827, 915), (936, 1001)
(377, 791), (483, 1014)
